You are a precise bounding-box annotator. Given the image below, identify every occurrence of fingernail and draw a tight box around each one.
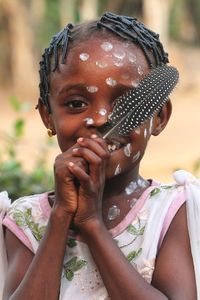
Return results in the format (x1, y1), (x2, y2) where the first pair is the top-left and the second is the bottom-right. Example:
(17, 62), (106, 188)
(91, 134), (98, 139)
(72, 148), (78, 152)
(77, 137), (84, 143)
(68, 162), (74, 167)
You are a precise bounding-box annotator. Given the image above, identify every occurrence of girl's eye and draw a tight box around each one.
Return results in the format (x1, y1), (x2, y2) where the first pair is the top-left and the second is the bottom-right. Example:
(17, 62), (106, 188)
(65, 100), (88, 111)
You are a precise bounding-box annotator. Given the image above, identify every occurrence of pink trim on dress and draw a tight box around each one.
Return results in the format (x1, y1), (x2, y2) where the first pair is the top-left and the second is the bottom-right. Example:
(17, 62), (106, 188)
(158, 190), (186, 249)
(3, 216), (33, 252)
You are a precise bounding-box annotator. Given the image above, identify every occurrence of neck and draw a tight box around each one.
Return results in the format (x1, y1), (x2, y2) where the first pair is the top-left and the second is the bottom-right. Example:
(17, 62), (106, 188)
(104, 165), (141, 198)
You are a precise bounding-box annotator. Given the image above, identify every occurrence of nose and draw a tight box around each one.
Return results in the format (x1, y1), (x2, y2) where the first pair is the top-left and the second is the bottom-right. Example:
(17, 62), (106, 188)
(84, 107), (110, 128)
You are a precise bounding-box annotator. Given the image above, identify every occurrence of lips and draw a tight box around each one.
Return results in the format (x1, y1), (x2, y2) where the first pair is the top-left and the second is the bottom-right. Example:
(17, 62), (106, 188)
(106, 137), (128, 153)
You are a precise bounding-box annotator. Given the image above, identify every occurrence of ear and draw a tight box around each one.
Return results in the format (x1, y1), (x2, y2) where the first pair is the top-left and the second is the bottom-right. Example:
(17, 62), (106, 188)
(152, 100), (172, 136)
(38, 99), (56, 135)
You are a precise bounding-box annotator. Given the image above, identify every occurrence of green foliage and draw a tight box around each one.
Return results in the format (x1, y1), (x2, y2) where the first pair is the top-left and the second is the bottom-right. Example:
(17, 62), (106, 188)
(0, 97), (53, 201)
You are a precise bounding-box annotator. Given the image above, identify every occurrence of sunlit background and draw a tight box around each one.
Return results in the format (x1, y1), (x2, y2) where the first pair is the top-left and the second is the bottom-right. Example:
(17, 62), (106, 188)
(0, 0), (200, 198)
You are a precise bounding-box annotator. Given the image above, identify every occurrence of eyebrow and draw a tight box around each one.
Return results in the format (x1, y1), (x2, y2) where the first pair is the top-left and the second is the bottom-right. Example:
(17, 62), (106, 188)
(58, 82), (134, 96)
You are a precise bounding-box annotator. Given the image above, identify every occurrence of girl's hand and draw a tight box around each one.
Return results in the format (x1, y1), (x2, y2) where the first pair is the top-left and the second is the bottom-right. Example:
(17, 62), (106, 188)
(53, 144), (88, 217)
(68, 135), (110, 229)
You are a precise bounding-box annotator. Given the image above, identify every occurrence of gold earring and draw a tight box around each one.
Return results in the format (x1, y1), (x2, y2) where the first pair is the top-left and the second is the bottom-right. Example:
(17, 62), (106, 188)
(47, 128), (53, 137)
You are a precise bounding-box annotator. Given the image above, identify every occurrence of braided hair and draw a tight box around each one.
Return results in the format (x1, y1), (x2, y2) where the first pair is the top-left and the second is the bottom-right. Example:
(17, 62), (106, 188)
(38, 12), (169, 113)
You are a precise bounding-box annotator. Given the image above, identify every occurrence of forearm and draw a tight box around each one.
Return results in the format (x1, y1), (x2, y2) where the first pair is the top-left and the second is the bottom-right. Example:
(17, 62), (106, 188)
(8, 207), (72, 300)
(82, 220), (168, 300)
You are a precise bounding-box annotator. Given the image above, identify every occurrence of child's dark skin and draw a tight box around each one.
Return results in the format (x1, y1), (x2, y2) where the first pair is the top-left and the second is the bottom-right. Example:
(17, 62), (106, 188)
(3, 37), (196, 299)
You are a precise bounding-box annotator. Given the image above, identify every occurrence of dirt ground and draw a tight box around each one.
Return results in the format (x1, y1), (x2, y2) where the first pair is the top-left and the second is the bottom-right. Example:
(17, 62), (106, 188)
(1, 43), (200, 182)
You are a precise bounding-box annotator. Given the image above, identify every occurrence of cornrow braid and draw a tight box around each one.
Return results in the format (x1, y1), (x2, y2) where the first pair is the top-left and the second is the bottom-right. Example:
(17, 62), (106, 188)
(39, 23), (73, 112)
(97, 12), (169, 67)
(38, 12), (169, 112)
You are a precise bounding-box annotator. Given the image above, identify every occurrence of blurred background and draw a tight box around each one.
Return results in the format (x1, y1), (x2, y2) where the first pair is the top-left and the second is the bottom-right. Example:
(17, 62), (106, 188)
(0, 0), (200, 199)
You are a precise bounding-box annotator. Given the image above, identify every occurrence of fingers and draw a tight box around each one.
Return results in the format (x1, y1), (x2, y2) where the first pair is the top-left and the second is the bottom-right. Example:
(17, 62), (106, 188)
(72, 136), (110, 182)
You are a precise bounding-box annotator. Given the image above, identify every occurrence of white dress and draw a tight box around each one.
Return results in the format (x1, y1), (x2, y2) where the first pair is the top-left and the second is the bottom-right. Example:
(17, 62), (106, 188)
(2, 170), (200, 299)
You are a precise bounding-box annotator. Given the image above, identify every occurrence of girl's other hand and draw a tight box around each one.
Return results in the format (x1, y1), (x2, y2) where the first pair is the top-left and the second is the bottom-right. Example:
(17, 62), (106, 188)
(68, 135), (110, 230)
(53, 143), (88, 217)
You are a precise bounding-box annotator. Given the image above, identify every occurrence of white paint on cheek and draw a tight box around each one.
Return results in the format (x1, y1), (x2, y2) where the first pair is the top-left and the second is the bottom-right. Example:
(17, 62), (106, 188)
(84, 117), (94, 125)
(123, 143), (132, 157)
(114, 164), (121, 175)
(86, 86), (98, 93)
(149, 117), (154, 135)
(132, 151), (141, 162)
(144, 128), (147, 139)
(134, 127), (141, 135)
(98, 108), (107, 116)
(79, 53), (89, 61)
(137, 65), (144, 76)
(131, 79), (140, 88)
(106, 77), (117, 87)
(101, 41), (113, 52)
(96, 61), (108, 68)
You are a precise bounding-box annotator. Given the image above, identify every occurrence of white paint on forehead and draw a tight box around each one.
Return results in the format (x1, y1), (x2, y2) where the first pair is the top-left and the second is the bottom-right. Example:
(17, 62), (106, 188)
(113, 50), (126, 60)
(98, 108), (107, 116)
(86, 86), (98, 93)
(132, 151), (141, 162)
(121, 73), (130, 80)
(114, 164), (121, 175)
(84, 117), (94, 125)
(138, 65), (144, 76)
(96, 61), (108, 68)
(79, 53), (89, 61)
(101, 41), (113, 52)
(128, 53), (137, 63)
(106, 77), (117, 87)
(114, 60), (124, 67)
(123, 143), (132, 157)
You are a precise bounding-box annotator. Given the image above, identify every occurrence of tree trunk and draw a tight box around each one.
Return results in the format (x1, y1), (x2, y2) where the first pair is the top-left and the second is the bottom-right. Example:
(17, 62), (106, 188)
(80, 0), (98, 21)
(1, 0), (38, 97)
(143, 0), (172, 45)
(59, 0), (76, 27)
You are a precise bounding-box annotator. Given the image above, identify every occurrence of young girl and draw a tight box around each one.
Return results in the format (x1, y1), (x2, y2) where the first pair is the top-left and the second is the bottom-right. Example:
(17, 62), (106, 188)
(2, 12), (198, 300)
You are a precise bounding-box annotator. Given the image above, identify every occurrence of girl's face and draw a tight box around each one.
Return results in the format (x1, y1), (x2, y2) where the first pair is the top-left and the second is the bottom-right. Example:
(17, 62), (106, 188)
(48, 37), (154, 178)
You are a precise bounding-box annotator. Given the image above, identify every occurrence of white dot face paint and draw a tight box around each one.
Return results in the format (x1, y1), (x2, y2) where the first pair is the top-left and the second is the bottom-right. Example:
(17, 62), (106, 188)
(144, 128), (147, 139)
(132, 151), (141, 163)
(101, 41), (113, 52)
(149, 117), (154, 135)
(114, 60), (124, 67)
(131, 79), (140, 88)
(86, 86), (98, 93)
(123, 143), (132, 157)
(128, 53), (137, 63)
(98, 108), (107, 116)
(125, 181), (138, 195)
(106, 77), (117, 87)
(134, 127), (141, 135)
(79, 53), (89, 61)
(96, 61), (108, 68)
(137, 65), (144, 76)
(84, 117), (94, 125)
(113, 50), (126, 60)
(114, 164), (121, 175)
(108, 205), (120, 221)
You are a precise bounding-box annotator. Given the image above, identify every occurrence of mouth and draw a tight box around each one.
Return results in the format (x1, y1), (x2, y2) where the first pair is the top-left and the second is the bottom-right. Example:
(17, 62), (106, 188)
(106, 137), (128, 153)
